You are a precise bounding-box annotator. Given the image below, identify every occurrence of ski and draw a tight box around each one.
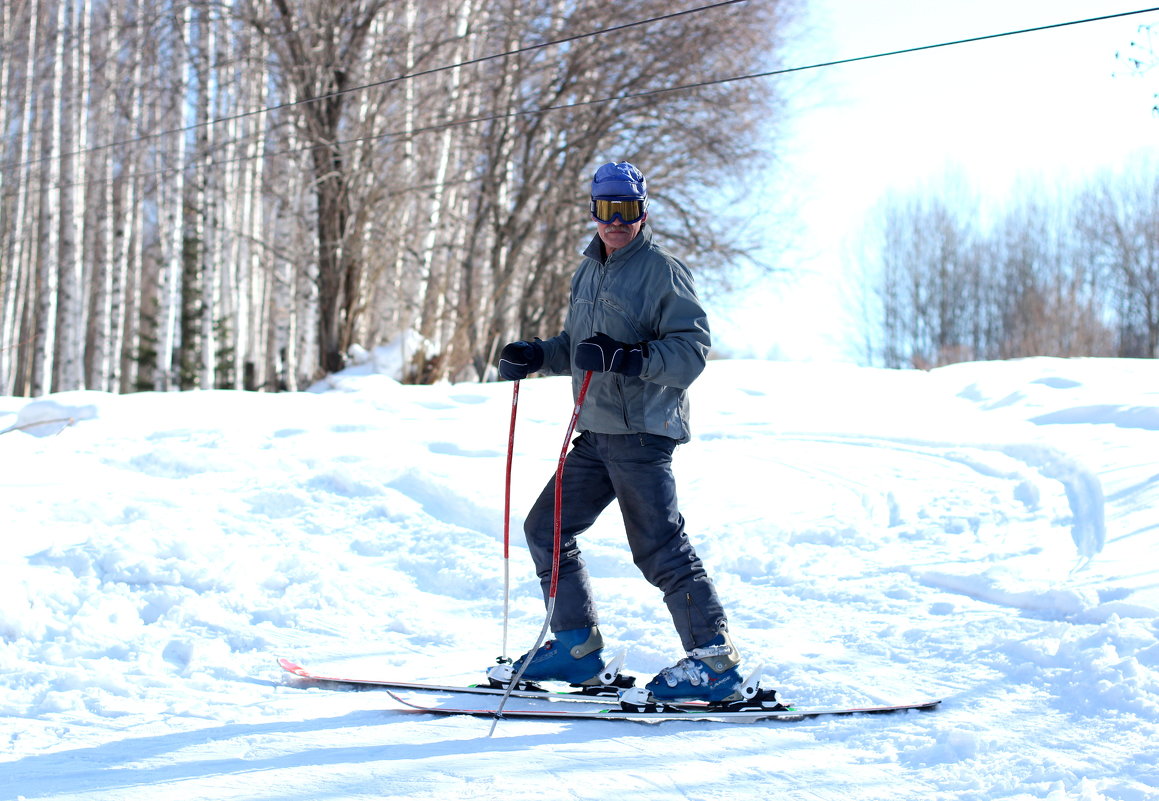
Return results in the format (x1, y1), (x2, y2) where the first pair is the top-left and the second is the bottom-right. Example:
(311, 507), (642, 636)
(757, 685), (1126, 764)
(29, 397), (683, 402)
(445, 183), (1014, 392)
(387, 690), (942, 723)
(278, 657), (629, 704)
(280, 657), (942, 722)
(280, 657), (782, 713)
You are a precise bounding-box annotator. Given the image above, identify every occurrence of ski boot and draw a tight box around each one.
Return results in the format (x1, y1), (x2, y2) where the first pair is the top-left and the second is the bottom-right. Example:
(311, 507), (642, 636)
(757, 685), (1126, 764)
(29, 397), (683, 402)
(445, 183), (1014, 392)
(645, 631), (744, 703)
(495, 626), (608, 686)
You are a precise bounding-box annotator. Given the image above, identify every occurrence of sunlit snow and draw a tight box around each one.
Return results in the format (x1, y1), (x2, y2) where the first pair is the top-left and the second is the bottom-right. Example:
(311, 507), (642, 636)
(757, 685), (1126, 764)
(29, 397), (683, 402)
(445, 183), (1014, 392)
(2, 356), (1156, 800)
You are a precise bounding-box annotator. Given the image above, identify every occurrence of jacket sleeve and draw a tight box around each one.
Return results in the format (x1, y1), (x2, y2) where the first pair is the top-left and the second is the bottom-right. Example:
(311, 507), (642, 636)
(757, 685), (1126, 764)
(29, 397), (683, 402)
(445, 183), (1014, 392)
(537, 329), (573, 376)
(639, 258), (710, 390)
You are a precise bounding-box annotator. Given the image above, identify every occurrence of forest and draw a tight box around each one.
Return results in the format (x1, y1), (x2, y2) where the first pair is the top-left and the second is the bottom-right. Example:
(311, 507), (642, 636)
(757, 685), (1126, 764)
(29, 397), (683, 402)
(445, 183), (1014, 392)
(0, 0), (791, 396)
(869, 165), (1159, 369)
(3, 1), (1154, 399)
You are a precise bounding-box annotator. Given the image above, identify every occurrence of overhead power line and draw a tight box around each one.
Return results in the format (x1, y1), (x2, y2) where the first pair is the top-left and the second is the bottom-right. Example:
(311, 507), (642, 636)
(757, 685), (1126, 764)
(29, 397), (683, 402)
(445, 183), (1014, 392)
(9, 3), (1159, 192)
(179, 5), (1159, 173)
(401, 5), (1159, 131)
(4, 0), (747, 173)
(738, 5), (1159, 85)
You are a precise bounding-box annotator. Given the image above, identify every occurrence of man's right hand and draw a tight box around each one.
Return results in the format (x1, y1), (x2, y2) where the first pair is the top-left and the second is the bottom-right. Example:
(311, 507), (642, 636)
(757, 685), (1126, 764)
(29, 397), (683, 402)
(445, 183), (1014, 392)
(498, 340), (544, 381)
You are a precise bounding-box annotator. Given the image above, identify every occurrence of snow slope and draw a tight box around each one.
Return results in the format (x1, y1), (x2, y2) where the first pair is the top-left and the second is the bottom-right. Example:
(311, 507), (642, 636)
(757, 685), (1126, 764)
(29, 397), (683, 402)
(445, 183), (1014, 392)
(1, 357), (1156, 801)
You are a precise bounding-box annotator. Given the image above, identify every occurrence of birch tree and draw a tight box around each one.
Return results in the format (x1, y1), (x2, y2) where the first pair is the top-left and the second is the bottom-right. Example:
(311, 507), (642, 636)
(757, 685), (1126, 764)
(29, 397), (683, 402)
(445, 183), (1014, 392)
(2, 0), (801, 394)
(0, 0), (37, 395)
(57, 0), (90, 391)
(31, 0), (67, 396)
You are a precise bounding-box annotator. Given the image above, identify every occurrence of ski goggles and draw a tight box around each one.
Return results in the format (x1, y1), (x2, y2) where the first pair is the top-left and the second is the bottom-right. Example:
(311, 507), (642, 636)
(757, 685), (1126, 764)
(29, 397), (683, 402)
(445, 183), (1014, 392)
(590, 197), (647, 224)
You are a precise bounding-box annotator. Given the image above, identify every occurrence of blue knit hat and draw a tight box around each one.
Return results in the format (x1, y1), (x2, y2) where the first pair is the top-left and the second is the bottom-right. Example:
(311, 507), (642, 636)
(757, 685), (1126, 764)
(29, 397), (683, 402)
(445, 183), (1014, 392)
(590, 161), (647, 201)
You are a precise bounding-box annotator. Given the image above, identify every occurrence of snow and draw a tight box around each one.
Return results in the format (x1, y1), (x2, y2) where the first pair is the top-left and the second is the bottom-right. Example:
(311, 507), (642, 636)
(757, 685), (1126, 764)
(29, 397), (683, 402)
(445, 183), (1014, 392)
(1, 356), (1157, 801)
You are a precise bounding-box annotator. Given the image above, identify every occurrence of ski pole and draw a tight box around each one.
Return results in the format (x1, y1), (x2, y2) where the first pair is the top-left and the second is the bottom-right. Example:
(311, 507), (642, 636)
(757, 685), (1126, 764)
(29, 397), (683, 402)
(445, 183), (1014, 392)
(501, 379), (520, 662)
(548, 371), (592, 600)
(489, 370), (593, 736)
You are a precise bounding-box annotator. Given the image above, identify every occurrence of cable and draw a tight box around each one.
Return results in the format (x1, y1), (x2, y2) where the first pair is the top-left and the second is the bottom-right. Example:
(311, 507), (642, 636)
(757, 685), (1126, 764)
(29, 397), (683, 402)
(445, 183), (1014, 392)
(2, 0), (747, 172)
(738, 5), (1159, 84)
(7, 4), (1159, 194)
(356, 4), (1159, 135)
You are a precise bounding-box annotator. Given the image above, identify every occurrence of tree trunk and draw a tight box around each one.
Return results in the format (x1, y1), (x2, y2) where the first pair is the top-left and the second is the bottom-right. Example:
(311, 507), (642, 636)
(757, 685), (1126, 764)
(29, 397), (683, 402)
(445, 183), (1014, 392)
(32, 0), (67, 397)
(0, 0), (38, 395)
(156, 5), (193, 391)
(57, 0), (88, 391)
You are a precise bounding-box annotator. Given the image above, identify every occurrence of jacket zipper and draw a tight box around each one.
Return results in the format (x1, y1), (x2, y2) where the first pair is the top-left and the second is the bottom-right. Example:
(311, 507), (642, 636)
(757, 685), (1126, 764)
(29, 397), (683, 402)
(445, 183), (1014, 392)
(590, 263), (632, 430)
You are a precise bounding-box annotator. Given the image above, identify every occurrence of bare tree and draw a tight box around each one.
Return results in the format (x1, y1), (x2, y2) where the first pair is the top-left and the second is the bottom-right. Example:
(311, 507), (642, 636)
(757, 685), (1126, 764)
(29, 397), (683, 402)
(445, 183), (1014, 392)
(871, 189), (981, 368)
(422, 0), (797, 381)
(869, 177), (1122, 367)
(254, 0), (395, 376)
(1078, 166), (1159, 357)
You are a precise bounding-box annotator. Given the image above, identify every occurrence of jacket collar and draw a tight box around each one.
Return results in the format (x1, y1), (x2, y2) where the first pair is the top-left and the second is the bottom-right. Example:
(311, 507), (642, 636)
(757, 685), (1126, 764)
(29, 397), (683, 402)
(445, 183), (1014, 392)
(582, 223), (652, 265)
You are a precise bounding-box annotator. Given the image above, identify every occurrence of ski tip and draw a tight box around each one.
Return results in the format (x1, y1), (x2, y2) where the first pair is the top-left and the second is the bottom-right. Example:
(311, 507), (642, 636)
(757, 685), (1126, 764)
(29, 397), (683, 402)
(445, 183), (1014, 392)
(386, 690), (467, 716)
(277, 657), (308, 677)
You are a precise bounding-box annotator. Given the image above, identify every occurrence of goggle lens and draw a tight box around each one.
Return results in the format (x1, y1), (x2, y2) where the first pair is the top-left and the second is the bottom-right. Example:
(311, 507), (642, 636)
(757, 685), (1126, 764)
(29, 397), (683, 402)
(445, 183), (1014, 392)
(590, 198), (646, 224)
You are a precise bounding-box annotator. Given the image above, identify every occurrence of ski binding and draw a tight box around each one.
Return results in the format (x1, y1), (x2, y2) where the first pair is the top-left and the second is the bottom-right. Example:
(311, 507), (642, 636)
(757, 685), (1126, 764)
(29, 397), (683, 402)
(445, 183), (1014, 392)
(485, 650), (636, 697)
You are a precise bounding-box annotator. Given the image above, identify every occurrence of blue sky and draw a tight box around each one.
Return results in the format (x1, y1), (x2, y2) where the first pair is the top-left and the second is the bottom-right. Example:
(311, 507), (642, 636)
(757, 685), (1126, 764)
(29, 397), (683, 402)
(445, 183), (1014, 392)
(711, 0), (1159, 362)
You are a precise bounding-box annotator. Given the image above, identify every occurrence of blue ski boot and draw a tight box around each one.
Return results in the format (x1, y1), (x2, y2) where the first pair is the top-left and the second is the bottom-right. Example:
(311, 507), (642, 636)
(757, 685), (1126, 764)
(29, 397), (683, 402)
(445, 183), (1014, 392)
(511, 626), (607, 686)
(645, 631), (743, 702)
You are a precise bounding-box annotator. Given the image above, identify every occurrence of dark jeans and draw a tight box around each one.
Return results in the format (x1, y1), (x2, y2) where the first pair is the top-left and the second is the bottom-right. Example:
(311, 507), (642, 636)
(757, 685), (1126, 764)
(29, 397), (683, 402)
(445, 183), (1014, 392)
(523, 430), (728, 652)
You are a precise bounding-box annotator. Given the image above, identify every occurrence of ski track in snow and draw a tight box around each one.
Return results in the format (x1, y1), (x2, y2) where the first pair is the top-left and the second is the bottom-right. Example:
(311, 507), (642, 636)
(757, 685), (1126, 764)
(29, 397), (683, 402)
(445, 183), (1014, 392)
(1, 356), (1157, 801)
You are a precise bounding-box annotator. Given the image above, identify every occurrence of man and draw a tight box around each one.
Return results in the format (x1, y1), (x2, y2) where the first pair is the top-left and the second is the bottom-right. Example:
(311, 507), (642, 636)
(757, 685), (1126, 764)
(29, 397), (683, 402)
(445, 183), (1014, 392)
(496, 161), (743, 702)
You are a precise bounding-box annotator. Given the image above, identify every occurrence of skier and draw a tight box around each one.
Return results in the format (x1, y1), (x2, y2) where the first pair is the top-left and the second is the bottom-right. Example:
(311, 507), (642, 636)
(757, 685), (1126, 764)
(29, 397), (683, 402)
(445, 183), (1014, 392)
(496, 161), (743, 702)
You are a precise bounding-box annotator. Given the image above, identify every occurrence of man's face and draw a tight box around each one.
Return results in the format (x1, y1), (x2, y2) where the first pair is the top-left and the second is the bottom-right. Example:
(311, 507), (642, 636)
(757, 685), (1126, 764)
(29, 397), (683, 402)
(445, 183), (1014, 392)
(596, 215), (645, 256)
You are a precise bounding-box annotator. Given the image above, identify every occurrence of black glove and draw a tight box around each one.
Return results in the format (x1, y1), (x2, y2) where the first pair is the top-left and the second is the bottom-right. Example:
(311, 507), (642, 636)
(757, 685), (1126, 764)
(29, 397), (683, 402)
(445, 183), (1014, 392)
(574, 332), (647, 376)
(498, 340), (544, 381)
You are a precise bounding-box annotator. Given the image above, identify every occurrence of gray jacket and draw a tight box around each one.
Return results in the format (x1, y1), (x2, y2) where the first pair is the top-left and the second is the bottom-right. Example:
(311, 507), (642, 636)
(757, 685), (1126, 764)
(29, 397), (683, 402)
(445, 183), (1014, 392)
(538, 224), (711, 444)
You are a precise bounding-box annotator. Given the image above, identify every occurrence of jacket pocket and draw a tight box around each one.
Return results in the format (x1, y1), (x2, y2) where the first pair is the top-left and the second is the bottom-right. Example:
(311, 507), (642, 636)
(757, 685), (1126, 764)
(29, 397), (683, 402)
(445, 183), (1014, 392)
(614, 375), (631, 429)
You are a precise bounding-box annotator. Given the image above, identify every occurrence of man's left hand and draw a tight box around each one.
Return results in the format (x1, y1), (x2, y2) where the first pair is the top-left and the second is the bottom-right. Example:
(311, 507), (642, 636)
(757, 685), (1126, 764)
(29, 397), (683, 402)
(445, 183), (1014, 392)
(574, 332), (647, 376)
